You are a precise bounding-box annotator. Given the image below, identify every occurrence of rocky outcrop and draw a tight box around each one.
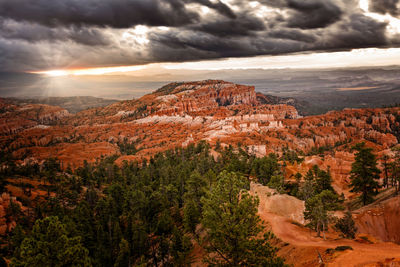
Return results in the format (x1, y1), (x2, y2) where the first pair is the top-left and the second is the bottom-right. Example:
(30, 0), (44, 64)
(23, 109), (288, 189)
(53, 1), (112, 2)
(1, 81), (399, 172)
(0, 101), (70, 135)
(153, 81), (258, 115)
(64, 80), (298, 125)
(12, 142), (119, 169)
(250, 182), (305, 224)
(353, 195), (400, 244)
(172, 80), (258, 105)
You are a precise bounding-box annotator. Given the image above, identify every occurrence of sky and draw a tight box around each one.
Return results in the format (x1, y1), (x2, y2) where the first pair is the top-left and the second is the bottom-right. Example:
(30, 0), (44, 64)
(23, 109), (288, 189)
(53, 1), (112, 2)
(1, 0), (400, 75)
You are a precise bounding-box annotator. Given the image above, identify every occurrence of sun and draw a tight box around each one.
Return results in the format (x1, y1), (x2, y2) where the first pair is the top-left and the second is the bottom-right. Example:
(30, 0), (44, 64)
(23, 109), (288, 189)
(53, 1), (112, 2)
(43, 70), (69, 77)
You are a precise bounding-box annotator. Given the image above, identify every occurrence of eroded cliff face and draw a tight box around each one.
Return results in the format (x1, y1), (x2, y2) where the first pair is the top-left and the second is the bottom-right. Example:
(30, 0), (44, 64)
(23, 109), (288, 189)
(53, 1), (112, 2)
(12, 142), (120, 168)
(0, 98), (70, 135)
(63, 80), (298, 125)
(1, 80), (399, 180)
(155, 80), (258, 114)
(354, 195), (400, 244)
(1, 80), (299, 162)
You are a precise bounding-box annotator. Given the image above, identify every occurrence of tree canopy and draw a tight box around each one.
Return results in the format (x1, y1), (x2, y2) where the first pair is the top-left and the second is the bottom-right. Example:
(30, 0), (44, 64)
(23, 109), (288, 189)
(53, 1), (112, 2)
(11, 216), (91, 267)
(2, 143), (290, 266)
(201, 171), (286, 266)
(349, 142), (381, 205)
(304, 190), (341, 239)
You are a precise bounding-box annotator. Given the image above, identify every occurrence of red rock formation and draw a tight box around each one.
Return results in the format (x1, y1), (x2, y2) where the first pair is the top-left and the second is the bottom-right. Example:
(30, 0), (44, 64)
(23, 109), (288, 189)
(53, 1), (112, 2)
(12, 142), (119, 169)
(0, 81), (399, 174)
(0, 99), (70, 135)
(0, 192), (22, 235)
(354, 195), (400, 244)
(250, 182), (305, 224)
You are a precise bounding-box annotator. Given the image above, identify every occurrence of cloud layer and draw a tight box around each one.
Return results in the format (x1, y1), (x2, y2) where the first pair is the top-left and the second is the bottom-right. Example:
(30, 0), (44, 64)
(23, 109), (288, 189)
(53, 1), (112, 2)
(0, 0), (399, 71)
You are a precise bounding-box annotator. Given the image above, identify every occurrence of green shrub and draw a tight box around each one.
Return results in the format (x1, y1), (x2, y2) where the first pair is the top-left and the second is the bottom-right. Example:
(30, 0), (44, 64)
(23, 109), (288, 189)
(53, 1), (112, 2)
(335, 245), (353, 251)
(334, 211), (357, 239)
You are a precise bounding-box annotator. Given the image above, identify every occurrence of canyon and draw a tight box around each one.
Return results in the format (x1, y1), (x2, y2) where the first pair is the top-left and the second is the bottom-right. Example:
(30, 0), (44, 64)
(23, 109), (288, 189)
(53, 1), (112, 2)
(2, 81), (399, 168)
(1, 80), (400, 266)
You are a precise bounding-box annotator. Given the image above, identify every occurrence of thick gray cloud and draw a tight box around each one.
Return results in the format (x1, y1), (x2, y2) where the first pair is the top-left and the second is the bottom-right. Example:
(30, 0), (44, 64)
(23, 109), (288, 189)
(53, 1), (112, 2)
(325, 13), (389, 49)
(0, 0), (196, 28)
(268, 29), (317, 43)
(256, 0), (344, 28)
(369, 0), (399, 16)
(0, 20), (110, 45)
(190, 12), (266, 37)
(147, 11), (389, 62)
(0, 0), (236, 28)
(189, 0), (236, 19)
(286, 0), (343, 29)
(0, 0), (399, 72)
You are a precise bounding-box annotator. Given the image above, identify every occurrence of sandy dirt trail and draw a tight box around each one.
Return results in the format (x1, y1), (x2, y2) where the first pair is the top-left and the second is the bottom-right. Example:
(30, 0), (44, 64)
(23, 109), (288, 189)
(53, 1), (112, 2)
(260, 211), (400, 266)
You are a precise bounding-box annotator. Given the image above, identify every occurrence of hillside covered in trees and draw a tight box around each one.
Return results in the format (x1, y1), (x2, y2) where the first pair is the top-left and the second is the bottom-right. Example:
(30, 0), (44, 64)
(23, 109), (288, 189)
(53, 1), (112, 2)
(1, 142), (293, 266)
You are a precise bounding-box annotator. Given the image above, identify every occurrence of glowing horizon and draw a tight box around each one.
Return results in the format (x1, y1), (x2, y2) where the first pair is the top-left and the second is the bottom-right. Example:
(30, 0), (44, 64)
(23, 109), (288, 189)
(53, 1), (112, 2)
(32, 65), (148, 77)
(33, 47), (400, 77)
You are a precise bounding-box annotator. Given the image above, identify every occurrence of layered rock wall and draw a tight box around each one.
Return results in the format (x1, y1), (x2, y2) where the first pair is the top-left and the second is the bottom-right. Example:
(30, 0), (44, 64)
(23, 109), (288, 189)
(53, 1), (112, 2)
(353, 195), (400, 244)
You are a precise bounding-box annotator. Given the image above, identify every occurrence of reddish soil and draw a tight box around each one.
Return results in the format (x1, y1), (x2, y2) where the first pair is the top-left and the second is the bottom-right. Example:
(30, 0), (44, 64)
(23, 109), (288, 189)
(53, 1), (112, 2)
(261, 211), (400, 266)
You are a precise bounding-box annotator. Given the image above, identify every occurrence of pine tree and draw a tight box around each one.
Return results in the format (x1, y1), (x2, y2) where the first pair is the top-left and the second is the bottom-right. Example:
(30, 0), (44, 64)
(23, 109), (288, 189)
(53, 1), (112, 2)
(390, 147), (400, 193)
(349, 143), (381, 205)
(382, 154), (390, 188)
(183, 200), (201, 234)
(334, 211), (357, 239)
(114, 238), (130, 267)
(183, 171), (208, 234)
(11, 216), (91, 267)
(268, 172), (285, 193)
(299, 170), (316, 201)
(201, 171), (286, 266)
(171, 227), (194, 266)
(314, 166), (334, 193)
(304, 190), (341, 239)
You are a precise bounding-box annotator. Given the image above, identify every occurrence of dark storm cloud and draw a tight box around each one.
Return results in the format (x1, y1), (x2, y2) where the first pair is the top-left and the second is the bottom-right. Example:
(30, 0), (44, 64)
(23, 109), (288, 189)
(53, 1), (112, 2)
(148, 28), (308, 61)
(256, 0), (343, 29)
(147, 11), (390, 62)
(0, 0), (235, 28)
(0, 20), (110, 46)
(0, 0), (399, 72)
(190, 12), (265, 37)
(0, 0), (197, 28)
(0, 39), (49, 71)
(369, 0), (399, 16)
(268, 29), (317, 43)
(325, 13), (389, 49)
(286, 0), (343, 29)
(188, 0), (236, 19)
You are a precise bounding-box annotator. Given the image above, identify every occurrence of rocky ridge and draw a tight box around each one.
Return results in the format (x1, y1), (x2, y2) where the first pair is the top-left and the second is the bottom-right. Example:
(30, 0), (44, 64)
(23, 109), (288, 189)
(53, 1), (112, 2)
(0, 98), (70, 135)
(1, 80), (399, 179)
